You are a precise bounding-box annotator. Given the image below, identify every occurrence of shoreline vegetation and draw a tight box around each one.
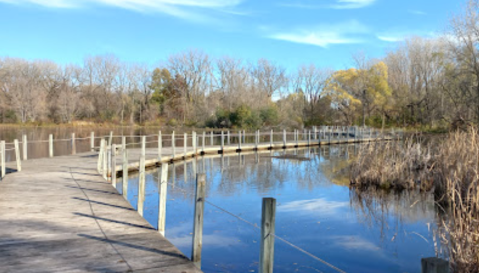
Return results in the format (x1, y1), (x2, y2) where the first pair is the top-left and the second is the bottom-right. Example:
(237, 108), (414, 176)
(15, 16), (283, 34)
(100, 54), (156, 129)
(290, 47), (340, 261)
(350, 128), (479, 272)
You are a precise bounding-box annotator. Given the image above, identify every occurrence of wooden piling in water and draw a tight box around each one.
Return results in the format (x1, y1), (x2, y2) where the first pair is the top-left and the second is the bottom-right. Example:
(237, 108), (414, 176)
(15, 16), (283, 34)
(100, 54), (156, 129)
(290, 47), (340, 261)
(158, 162), (168, 236)
(71, 133), (76, 155)
(49, 134), (53, 158)
(22, 134), (27, 160)
(421, 257), (449, 273)
(14, 139), (21, 172)
(192, 173), (206, 269)
(259, 197), (276, 273)
(138, 136), (146, 216)
(0, 141), (5, 179)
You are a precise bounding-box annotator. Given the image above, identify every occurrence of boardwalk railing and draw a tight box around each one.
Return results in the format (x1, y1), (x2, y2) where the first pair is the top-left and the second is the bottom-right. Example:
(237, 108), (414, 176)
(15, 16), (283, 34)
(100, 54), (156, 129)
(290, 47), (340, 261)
(0, 126), (402, 181)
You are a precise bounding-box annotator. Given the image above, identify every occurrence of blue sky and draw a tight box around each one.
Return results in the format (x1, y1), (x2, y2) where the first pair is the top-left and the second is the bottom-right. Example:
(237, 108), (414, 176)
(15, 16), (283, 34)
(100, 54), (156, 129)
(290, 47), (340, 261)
(0, 0), (462, 70)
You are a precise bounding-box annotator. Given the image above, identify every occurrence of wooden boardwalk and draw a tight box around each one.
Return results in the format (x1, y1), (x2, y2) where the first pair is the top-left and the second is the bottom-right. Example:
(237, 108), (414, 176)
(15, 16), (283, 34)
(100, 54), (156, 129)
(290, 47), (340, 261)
(0, 152), (201, 273)
(0, 130), (395, 273)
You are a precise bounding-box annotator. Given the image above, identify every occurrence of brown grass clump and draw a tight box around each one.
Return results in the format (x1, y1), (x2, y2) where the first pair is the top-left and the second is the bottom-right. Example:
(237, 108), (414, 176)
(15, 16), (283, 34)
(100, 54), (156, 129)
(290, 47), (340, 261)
(350, 128), (479, 272)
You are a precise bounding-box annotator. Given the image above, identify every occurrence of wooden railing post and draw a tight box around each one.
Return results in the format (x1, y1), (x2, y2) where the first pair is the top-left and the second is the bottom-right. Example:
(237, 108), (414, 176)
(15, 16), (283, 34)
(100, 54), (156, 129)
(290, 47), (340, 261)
(98, 139), (104, 173)
(102, 140), (108, 180)
(210, 131), (214, 146)
(259, 197), (276, 273)
(158, 163), (168, 236)
(22, 134), (27, 160)
(108, 131), (113, 147)
(221, 131), (224, 152)
(107, 144), (111, 181)
(49, 134), (53, 158)
(14, 139), (21, 172)
(192, 173), (206, 269)
(90, 132), (95, 151)
(158, 131), (162, 160)
(238, 131), (242, 150)
(308, 130), (311, 146)
(184, 133), (188, 158)
(111, 144), (116, 187)
(255, 130), (259, 150)
(0, 141), (5, 179)
(283, 129), (286, 148)
(227, 131), (230, 145)
(122, 137), (128, 198)
(202, 131), (206, 153)
(71, 133), (76, 155)
(270, 130), (273, 149)
(172, 131), (176, 158)
(138, 136), (146, 216)
(193, 131), (197, 154)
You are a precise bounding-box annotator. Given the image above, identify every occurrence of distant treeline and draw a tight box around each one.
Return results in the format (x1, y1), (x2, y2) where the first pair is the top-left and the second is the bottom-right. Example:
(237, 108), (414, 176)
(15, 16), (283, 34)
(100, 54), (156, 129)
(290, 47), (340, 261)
(1, 0), (479, 130)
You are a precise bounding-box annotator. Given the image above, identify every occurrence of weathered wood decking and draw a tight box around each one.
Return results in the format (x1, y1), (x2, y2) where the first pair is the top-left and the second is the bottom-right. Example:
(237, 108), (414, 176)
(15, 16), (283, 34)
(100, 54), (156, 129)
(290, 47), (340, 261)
(0, 152), (201, 273)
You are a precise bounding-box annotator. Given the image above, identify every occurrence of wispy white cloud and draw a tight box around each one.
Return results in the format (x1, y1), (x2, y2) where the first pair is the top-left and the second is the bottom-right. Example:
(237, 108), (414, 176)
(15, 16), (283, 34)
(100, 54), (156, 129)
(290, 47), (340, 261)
(269, 20), (369, 48)
(0, 0), (243, 22)
(279, 0), (376, 9)
(331, 236), (380, 252)
(377, 31), (438, 43)
(332, 0), (376, 9)
(408, 10), (427, 15)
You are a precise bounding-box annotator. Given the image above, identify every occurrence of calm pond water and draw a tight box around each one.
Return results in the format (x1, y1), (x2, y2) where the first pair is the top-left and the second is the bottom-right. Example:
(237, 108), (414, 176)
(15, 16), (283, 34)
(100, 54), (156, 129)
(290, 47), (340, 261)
(120, 145), (442, 273)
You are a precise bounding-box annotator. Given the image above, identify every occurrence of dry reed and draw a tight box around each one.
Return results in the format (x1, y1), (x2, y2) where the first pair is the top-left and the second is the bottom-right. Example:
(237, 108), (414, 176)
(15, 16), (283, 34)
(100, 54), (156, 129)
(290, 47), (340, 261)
(350, 128), (479, 272)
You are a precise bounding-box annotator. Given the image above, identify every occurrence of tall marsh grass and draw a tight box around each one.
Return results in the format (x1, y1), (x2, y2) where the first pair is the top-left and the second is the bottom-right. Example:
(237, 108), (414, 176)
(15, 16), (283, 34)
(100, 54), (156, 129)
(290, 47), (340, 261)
(350, 128), (479, 272)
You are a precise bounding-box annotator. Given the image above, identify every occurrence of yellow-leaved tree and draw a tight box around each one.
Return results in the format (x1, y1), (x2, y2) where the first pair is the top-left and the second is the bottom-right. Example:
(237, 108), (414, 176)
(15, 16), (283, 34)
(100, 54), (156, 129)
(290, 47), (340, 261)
(325, 61), (392, 127)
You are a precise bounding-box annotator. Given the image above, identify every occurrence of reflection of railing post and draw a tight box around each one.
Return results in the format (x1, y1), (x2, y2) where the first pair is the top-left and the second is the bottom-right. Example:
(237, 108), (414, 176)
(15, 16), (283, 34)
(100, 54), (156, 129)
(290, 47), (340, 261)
(111, 144), (116, 186)
(192, 173), (206, 269)
(138, 136), (146, 216)
(49, 134), (53, 158)
(421, 257), (449, 273)
(22, 134), (27, 160)
(14, 139), (21, 172)
(1, 141), (5, 179)
(71, 133), (76, 155)
(259, 197), (276, 273)
(158, 163), (168, 236)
